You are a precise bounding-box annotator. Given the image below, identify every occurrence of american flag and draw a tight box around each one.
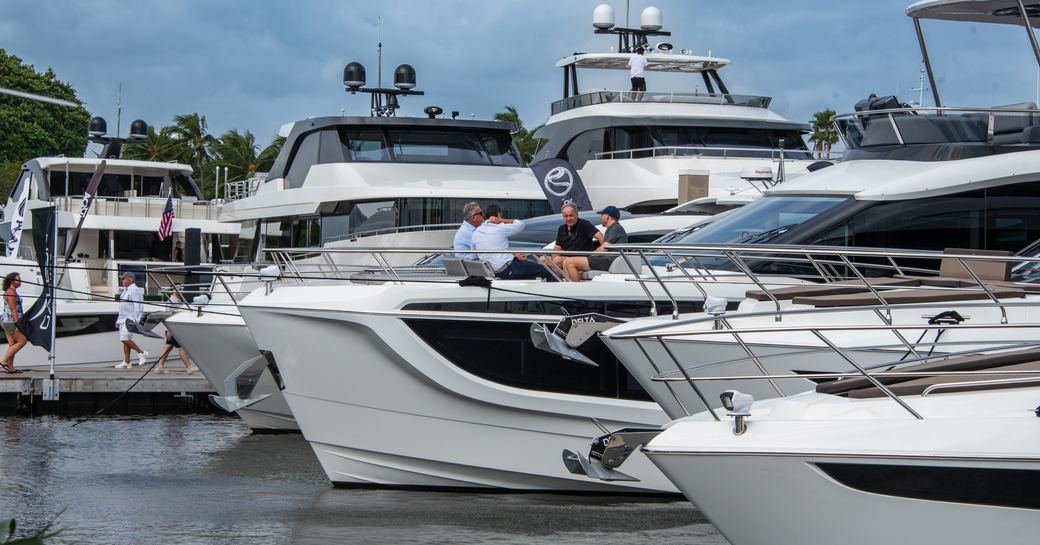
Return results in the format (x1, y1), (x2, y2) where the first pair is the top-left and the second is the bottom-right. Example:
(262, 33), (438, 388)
(157, 193), (174, 240)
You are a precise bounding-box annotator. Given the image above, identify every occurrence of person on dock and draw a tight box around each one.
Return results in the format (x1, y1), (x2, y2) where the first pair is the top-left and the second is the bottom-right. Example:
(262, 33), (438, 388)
(1, 272), (26, 373)
(453, 202), (484, 260)
(114, 271), (149, 369)
(563, 205), (628, 282)
(154, 285), (197, 375)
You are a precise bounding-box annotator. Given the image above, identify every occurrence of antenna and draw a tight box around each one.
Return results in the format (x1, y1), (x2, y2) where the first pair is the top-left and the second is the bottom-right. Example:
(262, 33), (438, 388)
(908, 61), (929, 107)
(116, 82), (123, 138)
(377, 17), (383, 89)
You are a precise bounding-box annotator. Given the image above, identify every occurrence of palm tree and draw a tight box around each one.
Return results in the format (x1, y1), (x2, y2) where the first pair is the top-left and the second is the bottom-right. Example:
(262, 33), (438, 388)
(122, 125), (180, 162)
(257, 135), (285, 172)
(169, 113), (216, 193)
(493, 105), (543, 164)
(211, 129), (261, 183)
(809, 109), (840, 159)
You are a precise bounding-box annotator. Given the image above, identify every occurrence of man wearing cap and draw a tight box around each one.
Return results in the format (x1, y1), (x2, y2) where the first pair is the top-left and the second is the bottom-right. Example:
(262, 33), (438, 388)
(114, 271), (149, 369)
(563, 205), (628, 282)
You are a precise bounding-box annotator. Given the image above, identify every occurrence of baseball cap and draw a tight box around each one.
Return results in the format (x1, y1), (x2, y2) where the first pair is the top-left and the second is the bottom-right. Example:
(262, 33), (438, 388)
(597, 205), (621, 219)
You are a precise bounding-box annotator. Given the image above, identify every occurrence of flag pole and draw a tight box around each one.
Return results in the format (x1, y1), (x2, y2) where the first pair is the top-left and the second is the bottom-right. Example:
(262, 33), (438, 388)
(48, 204), (57, 381)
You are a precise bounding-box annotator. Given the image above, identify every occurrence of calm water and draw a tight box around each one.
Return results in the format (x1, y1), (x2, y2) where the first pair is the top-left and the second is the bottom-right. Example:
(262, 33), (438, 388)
(0, 416), (727, 544)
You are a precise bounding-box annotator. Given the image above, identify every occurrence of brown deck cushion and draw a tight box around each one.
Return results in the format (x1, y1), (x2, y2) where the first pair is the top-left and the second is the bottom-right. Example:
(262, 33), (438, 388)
(791, 286), (1025, 307)
(744, 278), (921, 302)
(938, 248), (1013, 282)
(848, 360), (1040, 398)
(816, 346), (1040, 395)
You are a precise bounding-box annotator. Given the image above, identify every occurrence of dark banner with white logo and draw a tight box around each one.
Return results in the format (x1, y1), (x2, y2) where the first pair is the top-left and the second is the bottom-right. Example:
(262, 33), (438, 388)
(530, 159), (593, 214)
(19, 206), (56, 351)
(63, 160), (105, 262)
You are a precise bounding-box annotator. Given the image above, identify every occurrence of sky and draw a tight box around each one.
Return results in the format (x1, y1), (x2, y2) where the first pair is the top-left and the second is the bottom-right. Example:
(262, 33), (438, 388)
(4, 0), (1040, 151)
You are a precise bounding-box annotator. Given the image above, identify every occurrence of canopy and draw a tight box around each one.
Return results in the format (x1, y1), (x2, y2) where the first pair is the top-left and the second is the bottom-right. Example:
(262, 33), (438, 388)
(908, 0), (1040, 27)
(555, 52), (730, 73)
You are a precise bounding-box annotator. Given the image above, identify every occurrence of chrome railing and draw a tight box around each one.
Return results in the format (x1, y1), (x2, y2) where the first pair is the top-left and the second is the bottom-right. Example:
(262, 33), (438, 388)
(322, 222), (461, 245)
(551, 91), (772, 115)
(594, 145), (815, 161)
(52, 195), (221, 221)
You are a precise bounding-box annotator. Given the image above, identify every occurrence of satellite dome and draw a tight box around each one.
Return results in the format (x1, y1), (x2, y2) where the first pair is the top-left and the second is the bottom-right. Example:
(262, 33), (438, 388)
(129, 119), (148, 140)
(343, 62), (366, 90)
(641, 6), (663, 31)
(593, 4), (615, 29)
(88, 116), (107, 137)
(394, 64), (416, 90)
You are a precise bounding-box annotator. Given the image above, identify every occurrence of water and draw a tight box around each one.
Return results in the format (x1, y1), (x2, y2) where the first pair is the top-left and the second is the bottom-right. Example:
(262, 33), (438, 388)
(0, 416), (727, 544)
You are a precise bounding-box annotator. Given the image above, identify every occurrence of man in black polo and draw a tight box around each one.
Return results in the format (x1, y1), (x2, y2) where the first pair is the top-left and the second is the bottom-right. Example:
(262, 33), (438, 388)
(545, 202), (604, 274)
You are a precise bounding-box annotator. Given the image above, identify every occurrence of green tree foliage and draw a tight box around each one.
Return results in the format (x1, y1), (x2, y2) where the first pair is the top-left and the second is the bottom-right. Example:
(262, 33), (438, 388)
(169, 113), (217, 195)
(809, 109), (839, 159)
(493, 105), (543, 164)
(0, 49), (90, 196)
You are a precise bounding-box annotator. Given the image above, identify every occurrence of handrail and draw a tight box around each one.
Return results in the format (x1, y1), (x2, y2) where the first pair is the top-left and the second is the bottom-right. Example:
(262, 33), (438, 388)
(550, 90), (773, 116)
(594, 145), (814, 161)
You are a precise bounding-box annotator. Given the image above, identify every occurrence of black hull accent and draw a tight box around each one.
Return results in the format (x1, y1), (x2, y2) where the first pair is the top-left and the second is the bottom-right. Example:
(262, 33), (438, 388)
(816, 462), (1040, 510)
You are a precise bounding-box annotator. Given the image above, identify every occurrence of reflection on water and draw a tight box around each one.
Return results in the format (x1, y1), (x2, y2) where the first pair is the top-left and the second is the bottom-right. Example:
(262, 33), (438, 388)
(0, 416), (726, 544)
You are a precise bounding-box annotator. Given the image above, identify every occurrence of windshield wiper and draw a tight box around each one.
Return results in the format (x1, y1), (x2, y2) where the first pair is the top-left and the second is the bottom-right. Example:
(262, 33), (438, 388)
(741, 224), (796, 244)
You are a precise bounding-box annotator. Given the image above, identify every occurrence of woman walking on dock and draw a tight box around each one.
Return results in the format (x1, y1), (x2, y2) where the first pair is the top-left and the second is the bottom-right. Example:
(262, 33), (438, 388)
(1, 272), (27, 373)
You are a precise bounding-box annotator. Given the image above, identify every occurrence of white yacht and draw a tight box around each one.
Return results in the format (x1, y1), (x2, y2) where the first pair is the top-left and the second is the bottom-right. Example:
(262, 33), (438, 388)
(171, 68), (551, 431)
(0, 154), (234, 368)
(532, 5), (819, 212)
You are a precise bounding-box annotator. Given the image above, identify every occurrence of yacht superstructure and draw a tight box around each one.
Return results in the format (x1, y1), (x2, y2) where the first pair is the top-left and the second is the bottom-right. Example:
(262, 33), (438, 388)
(533, 6), (817, 212)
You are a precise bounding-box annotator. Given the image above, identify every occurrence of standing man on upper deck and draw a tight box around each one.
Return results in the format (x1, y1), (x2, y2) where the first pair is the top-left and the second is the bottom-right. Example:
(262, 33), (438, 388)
(627, 47), (648, 101)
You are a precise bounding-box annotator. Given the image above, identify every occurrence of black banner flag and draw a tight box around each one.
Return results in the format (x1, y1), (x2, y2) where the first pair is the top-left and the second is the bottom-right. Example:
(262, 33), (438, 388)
(63, 160), (105, 262)
(529, 159), (593, 214)
(18, 206), (56, 351)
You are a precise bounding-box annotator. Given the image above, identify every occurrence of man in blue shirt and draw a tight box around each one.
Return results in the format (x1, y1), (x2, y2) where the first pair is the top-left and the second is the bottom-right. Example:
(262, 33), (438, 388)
(453, 202), (484, 259)
(473, 204), (554, 280)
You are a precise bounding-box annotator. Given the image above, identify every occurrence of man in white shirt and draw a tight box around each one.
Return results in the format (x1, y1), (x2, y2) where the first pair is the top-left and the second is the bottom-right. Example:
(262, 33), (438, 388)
(627, 47), (648, 101)
(472, 204), (554, 280)
(114, 271), (149, 368)
(452, 202), (483, 260)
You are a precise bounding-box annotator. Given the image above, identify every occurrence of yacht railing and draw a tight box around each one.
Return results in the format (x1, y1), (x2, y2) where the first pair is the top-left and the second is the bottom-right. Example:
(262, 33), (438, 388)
(51, 195), (221, 221)
(550, 91), (772, 116)
(321, 223), (460, 245)
(594, 145), (814, 161)
(833, 106), (1040, 150)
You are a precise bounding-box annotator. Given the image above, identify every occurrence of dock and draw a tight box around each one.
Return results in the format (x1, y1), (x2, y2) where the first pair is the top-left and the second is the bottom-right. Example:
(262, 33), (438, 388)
(0, 368), (220, 416)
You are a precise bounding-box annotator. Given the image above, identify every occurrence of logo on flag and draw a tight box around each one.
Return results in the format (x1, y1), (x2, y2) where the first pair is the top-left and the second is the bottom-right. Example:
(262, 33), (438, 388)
(158, 193), (175, 241)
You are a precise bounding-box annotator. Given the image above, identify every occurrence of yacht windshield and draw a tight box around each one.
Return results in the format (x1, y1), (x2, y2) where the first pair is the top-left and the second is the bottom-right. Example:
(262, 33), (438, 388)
(672, 195), (850, 245)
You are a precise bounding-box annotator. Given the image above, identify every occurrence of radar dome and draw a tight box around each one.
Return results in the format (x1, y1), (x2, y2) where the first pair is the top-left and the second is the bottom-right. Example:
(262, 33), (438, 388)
(640, 6), (662, 31)
(343, 62), (366, 90)
(88, 116), (107, 137)
(593, 4), (615, 29)
(394, 64), (417, 90)
(129, 119), (148, 140)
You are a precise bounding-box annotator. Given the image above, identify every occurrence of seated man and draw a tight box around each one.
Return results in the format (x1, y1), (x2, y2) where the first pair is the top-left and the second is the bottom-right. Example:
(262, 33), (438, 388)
(564, 205), (628, 281)
(452, 201), (483, 260)
(472, 204), (554, 280)
(544, 202), (604, 273)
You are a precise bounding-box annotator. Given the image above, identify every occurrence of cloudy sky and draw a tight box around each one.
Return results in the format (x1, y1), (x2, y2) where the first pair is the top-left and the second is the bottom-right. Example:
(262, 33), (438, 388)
(4, 0), (1040, 149)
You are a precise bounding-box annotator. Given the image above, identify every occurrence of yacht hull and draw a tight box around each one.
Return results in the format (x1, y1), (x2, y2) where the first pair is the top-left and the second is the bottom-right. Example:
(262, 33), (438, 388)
(645, 389), (1040, 545)
(164, 311), (297, 432)
(238, 292), (677, 492)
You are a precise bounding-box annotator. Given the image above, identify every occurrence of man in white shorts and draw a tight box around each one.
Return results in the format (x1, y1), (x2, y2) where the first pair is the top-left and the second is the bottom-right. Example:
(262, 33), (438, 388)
(114, 271), (149, 368)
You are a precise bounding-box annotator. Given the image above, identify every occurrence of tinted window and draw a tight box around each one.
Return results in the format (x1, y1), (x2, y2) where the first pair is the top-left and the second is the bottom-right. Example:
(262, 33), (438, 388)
(285, 131), (321, 188)
(388, 130), (488, 164)
(562, 129), (607, 169)
(8, 170), (31, 200)
(340, 129), (390, 162)
(678, 195), (849, 244)
(480, 133), (523, 166)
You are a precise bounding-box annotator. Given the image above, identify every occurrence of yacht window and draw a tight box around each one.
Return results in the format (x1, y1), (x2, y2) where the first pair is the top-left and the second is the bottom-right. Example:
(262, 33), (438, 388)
(284, 131), (321, 189)
(811, 182), (1040, 253)
(562, 128), (607, 169)
(387, 130), (488, 164)
(0, 314), (118, 344)
(260, 219), (293, 249)
(294, 217), (321, 247)
(677, 195), (849, 244)
(478, 132), (523, 166)
(340, 129), (390, 162)
(8, 170), (31, 200)
(171, 174), (203, 199)
(231, 220), (259, 263)
(113, 230), (173, 260)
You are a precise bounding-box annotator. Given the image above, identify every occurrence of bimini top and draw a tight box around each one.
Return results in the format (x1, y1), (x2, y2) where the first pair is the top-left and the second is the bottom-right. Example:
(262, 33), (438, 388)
(907, 0), (1040, 26)
(555, 52), (731, 73)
